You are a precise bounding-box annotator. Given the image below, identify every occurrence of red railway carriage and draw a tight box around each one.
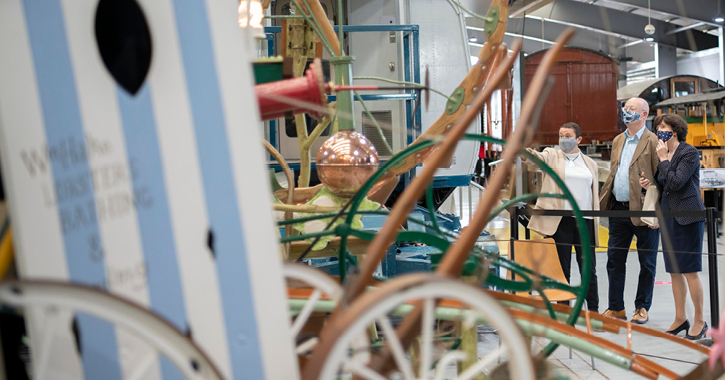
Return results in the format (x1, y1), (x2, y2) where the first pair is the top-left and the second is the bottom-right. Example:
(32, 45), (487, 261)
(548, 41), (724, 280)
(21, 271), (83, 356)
(525, 48), (620, 145)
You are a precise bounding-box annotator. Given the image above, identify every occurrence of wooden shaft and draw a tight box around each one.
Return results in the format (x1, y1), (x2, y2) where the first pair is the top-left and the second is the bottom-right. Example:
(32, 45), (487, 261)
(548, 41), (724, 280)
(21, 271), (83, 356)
(679, 360), (724, 380)
(633, 356), (679, 380)
(435, 28), (576, 278)
(348, 40), (521, 377)
(629, 361), (660, 380)
(507, 308), (676, 380)
(485, 290), (710, 354)
(388, 39), (508, 177)
(343, 39), (522, 305)
(388, 0), (510, 177)
(364, 30), (575, 376)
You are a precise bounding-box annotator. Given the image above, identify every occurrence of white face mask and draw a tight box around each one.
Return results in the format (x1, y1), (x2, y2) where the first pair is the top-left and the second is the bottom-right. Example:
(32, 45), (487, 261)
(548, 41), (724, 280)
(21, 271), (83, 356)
(559, 137), (578, 153)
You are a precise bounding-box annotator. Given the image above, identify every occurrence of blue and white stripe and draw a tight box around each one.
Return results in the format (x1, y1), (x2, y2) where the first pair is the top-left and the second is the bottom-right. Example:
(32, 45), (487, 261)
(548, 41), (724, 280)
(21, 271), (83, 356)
(0, 0), (297, 378)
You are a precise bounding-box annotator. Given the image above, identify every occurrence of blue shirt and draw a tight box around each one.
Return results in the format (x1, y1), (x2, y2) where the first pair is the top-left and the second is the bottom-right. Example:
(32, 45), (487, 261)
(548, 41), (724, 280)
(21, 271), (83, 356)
(613, 127), (646, 202)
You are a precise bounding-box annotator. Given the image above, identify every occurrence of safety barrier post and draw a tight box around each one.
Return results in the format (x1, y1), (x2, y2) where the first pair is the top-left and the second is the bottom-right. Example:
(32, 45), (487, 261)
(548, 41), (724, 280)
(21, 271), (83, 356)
(707, 207), (720, 327)
(510, 206), (519, 281)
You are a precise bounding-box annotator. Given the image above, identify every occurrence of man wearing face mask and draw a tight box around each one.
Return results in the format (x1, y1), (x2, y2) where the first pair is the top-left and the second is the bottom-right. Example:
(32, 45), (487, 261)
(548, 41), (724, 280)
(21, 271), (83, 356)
(599, 97), (660, 323)
(521, 122), (600, 312)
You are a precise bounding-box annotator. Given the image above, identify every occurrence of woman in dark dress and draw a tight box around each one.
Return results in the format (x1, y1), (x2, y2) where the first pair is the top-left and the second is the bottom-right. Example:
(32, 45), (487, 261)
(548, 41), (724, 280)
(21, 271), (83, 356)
(639, 114), (707, 340)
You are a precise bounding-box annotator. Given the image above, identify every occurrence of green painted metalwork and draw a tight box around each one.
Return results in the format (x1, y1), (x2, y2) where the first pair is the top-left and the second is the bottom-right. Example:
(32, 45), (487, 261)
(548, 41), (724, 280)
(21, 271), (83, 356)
(253, 60), (286, 84)
(426, 183), (442, 235)
(287, 298), (633, 372)
(330, 56), (356, 131)
(445, 87), (466, 114)
(516, 320), (633, 370)
(279, 133), (592, 352)
(280, 229), (336, 243)
(498, 300), (607, 332)
(483, 6), (499, 38)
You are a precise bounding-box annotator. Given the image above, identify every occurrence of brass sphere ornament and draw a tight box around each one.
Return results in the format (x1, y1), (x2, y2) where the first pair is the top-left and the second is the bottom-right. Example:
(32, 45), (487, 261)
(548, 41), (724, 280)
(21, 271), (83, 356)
(316, 130), (379, 197)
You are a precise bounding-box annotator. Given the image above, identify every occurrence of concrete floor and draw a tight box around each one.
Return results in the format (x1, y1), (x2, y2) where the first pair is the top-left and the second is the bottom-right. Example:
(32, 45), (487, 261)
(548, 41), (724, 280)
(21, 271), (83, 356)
(545, 247), (716, 379)
(446, 188), (723, 379)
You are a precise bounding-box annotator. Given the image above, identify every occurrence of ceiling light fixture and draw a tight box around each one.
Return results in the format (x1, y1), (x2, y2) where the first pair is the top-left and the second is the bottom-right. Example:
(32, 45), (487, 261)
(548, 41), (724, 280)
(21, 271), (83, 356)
(644, 0), (655, 36)
(644, 36), (654, 42)
(238, 0), (264, 29)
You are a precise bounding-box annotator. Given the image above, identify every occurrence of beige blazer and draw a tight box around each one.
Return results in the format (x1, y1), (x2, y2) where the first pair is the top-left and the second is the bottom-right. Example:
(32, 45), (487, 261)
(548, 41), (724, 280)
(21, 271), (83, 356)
(521, 147), (600, 245)
(599, 128), (659, 226)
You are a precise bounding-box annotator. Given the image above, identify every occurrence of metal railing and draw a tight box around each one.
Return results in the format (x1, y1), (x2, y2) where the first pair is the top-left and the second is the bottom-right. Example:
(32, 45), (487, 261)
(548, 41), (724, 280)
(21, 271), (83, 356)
(510, 206), (723, 327)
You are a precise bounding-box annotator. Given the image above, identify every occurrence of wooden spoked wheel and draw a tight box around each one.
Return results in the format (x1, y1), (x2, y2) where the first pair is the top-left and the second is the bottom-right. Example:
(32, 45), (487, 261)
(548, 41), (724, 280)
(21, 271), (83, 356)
(284, 262), (344, 356)
(0, 281), (224, 380)
(304, 274), (535, 380)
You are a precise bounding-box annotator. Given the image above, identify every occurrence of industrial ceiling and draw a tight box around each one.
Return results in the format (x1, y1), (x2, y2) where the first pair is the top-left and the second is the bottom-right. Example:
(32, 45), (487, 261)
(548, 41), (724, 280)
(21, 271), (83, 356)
(463, 0), (722, 66)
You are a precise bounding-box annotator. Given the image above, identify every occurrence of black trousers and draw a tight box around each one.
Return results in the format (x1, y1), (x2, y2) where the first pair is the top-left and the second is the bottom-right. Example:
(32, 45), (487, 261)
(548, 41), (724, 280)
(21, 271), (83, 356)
(606, 202), (658, 311)
(549, 216), (599, 312)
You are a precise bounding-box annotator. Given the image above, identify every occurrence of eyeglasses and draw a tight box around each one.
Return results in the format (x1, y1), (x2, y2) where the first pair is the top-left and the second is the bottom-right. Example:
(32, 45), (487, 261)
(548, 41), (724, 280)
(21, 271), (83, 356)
(623, 106), (641, 112)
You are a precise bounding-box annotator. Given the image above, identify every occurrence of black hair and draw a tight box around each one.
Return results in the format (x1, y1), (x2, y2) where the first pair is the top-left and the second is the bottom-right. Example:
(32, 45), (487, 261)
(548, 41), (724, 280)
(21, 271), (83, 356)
(653, 114), (688, 142)
(559, 122), (582, 138)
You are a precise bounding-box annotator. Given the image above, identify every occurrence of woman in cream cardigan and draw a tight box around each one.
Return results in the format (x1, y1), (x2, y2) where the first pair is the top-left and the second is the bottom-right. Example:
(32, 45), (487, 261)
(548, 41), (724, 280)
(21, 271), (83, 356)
(521, 122), (600, 312)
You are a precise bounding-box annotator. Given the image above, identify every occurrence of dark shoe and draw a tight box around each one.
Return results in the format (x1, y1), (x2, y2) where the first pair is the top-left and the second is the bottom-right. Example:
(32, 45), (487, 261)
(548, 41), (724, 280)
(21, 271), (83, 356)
(666, 320), (690, 336)
(602, 309), (626, 320)
(631, 308), (649, 324)
(686, 322), (709, 340)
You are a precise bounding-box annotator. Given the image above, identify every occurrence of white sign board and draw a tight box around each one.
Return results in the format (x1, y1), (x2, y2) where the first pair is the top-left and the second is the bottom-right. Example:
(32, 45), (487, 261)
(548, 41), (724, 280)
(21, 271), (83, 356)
(0, 0), (297, 379)
(701, 168), (725, 189)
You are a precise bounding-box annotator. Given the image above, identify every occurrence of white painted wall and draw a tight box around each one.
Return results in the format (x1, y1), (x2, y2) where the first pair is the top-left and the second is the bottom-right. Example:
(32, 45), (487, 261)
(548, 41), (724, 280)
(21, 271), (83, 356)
(677, 48), (722, 85)
(406, 0), (481, 179)
(349, 0), (407, 154)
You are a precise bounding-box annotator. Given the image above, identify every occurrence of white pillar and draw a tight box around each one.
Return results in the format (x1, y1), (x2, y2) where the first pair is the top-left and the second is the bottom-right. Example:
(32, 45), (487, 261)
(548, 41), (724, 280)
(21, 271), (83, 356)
(655, 43), (677, 78)
(719, 26), (724, 85)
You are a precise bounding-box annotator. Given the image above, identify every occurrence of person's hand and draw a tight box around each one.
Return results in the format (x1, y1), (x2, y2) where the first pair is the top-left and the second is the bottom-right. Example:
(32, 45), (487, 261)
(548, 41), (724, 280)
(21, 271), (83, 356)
(648, 225), (659, 229)
(657, 139), (669, 161)
(639, 176), (650, 190)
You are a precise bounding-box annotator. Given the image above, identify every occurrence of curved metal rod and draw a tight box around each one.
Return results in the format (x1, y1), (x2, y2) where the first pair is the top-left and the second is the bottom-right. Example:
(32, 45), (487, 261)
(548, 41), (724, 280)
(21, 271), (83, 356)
(369, 31), (576, 373)
(387, 0), (511, 178)
(437, 28), (575, 290)
(278, 137), (590, 308)
(506, 308), (677, 380)
(343, 39), (522, 304)
(263, 139), (295, 258)
(487, 290), (710, 355)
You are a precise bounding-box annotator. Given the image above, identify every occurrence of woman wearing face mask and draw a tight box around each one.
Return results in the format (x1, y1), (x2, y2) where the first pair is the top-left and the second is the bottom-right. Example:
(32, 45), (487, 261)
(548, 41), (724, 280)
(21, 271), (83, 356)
(639, 114), (707, 340)
(521, 122), (600, 312)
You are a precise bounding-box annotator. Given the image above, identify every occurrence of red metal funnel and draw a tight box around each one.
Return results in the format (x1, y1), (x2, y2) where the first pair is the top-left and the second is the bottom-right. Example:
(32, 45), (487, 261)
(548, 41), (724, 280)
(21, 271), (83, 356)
(255, 59), (327, 121)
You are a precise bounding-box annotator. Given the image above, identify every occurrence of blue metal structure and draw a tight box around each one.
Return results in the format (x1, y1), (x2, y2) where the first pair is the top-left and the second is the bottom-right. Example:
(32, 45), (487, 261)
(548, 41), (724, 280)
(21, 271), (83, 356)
(263, 24), (471, 189)
(263, 24), (421, 150)
(305, 207), (500, 278)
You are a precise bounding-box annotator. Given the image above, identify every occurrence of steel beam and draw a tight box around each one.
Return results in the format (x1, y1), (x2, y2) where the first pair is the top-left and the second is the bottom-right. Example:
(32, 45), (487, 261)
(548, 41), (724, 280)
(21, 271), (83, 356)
(665, 22), (707, 35)
(526, 0), (718, 51)
(577, 0), (722, 28)
(509, 0), (557, 18)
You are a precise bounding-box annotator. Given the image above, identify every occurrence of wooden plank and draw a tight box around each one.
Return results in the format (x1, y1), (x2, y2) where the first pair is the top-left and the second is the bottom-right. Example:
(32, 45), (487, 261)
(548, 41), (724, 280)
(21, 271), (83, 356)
(288, 236), (370, 260)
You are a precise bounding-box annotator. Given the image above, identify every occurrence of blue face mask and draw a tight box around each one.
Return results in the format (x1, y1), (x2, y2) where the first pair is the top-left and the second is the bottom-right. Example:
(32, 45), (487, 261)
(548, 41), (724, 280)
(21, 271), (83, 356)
(622, 108), (641, 124)
(657, 130), (674, 142)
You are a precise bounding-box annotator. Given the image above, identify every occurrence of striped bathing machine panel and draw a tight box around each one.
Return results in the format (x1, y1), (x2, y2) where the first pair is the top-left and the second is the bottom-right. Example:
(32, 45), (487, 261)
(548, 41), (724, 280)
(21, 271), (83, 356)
(0, 0), (298, 379)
